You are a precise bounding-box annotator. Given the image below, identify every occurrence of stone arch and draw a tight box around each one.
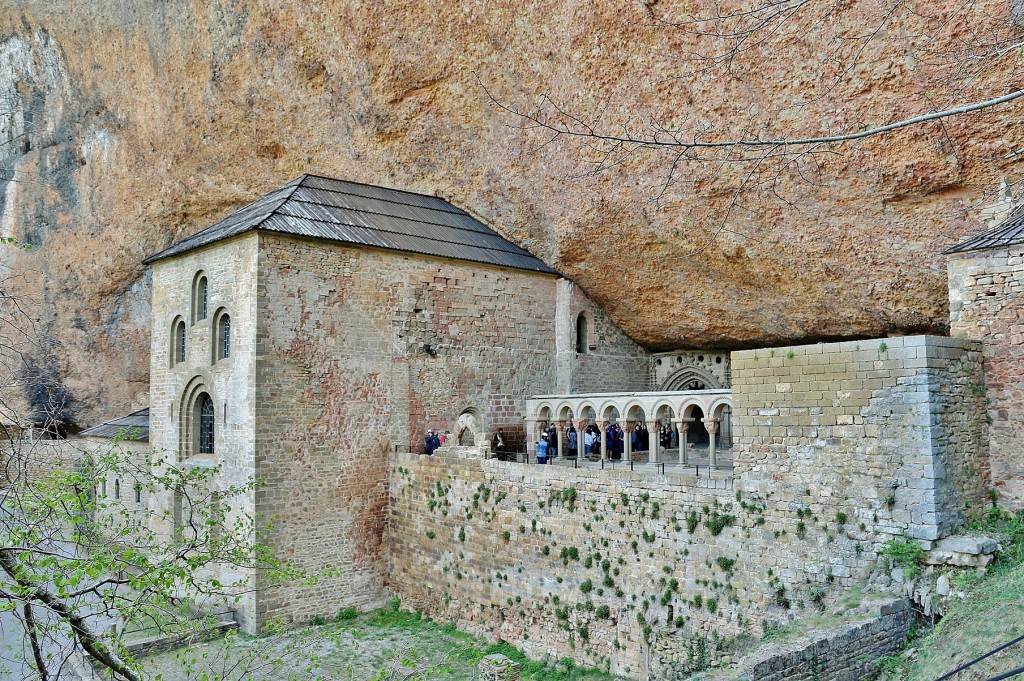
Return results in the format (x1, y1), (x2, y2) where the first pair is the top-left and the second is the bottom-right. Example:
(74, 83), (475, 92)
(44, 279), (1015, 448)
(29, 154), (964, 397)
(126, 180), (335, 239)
(575, 311), (594, 354)
(624, 401), (647, 422)
(535, 402), (554, 422)
(178, 374), (218, 461)
(598, 402), (621, 423)
(712, 400), (734, 449)
(653, 401), (677, 423)
(212, 306), (232, 363)
(662, 365), (722, 391)
(455, 408), (482, 446)
(191, 270), (209, 324)
(170, 315), (186, 368)
(557, 403), (575, 422)
(681, 401), (710, 446)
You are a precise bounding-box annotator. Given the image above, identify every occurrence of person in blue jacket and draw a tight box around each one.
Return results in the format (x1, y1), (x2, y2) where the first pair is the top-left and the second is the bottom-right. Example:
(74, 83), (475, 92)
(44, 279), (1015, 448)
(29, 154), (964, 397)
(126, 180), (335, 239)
(536, 435), (549, 464)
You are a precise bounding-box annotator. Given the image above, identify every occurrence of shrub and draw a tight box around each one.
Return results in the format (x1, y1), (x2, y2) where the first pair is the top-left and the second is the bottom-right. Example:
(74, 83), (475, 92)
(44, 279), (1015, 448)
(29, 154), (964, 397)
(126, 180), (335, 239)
(880, 538), (925, 579)
(336, 607), (359, 621)
(835, 511), (848, 525)
(596, 604), (611, 619)
(715, 556), (736, 573)
(580, 579), (593, 594)
(705, 511), (736, 536)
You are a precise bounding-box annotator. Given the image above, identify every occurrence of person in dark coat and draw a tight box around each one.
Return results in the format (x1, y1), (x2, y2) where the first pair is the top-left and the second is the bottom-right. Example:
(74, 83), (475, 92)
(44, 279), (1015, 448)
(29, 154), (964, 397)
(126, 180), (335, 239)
(567, 426), (578, 458)
(491, 428), (507, 460)
(424, 430), (441, 455)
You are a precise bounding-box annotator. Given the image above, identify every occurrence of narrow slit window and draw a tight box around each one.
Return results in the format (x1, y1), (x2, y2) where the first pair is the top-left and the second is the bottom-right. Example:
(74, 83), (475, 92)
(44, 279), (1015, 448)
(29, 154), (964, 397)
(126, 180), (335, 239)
(176, 320), (186, 364)
(576, 314), (589, 354)
(114, 479), (120, 500)
(219, 314), (231, 360)
(197, 277), (208, 321)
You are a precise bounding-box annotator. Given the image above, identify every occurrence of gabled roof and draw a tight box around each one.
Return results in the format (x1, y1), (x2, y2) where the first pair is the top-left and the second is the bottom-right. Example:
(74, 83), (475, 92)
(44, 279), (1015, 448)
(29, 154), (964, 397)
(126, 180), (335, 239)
(80, 408), (149, 442)
(143, 174), (558, 275)
(944, 207), (1024, 254)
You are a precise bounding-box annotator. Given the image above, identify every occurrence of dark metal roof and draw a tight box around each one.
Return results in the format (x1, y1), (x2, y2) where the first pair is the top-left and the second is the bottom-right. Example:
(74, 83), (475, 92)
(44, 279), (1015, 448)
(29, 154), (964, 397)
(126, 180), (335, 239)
(945, 207), (1024, 254)
(80, 408), (150, 442)
(143, 175), (558, 275)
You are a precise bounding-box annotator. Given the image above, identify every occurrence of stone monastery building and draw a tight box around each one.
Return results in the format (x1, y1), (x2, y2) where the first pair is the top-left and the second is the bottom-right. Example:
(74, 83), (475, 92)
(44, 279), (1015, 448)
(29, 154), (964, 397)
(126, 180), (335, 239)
(103, 173), (1024, 677)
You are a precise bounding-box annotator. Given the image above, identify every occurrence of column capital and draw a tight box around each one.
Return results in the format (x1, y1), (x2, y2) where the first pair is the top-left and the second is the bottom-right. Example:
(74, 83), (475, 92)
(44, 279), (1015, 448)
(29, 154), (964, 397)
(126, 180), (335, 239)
(702, 417), (720, 434)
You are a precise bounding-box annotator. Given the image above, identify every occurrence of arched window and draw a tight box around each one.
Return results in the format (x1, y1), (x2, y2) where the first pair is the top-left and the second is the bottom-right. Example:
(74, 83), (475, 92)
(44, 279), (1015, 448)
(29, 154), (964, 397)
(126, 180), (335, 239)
(217, 314), (231, 360)
(192, 272), (209, 323)
(197, 394), (215, 455)
(576, 313), (589, 354)
(172, 319), (186, 365)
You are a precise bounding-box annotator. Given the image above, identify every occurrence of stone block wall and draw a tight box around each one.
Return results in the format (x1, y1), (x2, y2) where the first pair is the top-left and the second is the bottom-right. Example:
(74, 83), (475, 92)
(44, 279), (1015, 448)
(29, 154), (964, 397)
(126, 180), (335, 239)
(148, 235), (260, 629)
(388, 336), (987, 678)
(734, 600), (913, 681)
(555, 279), (650, 394)
(732, 336), (988, 541)
(948, 245), (1024, 509)
(252, 234), (573, 627)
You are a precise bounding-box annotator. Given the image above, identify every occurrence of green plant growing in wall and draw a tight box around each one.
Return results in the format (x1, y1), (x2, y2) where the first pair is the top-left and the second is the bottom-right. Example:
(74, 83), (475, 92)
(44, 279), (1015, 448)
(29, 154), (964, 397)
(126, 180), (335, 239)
(686, 510), (700, 534)
(705, 511), (736, 536)
(715, 556), (736, 573)
(879, 341), (888, 353)
(458, 527), (466, 542)
(502, 530), (511, 542)
(425, 530), (436, 539)
(706, 597), (718, 613)
(880, 539), (925, 579)
(835, 511), (847, 525)
(580, 579), (593, 594)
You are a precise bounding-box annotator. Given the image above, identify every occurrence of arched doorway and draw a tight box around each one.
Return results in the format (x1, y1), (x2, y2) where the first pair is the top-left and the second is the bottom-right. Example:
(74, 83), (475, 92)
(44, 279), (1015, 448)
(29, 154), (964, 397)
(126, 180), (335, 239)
(685, 406), (710, 447)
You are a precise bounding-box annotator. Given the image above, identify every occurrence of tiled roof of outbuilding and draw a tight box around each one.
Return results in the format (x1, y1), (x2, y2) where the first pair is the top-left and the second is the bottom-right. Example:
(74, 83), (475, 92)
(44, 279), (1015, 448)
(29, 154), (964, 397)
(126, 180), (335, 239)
(944, 207), (1024, 254)
(143, 175), (558, 275)
(80, 408), (150, 442)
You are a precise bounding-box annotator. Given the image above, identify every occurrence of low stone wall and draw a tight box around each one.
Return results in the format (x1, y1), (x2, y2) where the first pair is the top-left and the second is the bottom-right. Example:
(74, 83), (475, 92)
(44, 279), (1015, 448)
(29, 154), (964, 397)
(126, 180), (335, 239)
(737, 600), (912, 681)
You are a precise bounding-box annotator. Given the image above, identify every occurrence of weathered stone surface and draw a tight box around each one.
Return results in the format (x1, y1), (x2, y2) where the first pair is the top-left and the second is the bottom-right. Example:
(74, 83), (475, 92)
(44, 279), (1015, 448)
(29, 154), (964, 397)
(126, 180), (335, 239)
(0, 2), (1020, 422)
(934, 535), (999, 555)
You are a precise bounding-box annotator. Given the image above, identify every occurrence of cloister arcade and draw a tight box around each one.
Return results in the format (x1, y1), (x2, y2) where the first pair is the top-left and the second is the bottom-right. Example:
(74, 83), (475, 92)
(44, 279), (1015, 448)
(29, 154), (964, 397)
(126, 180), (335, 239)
(524, 390), (733, 470)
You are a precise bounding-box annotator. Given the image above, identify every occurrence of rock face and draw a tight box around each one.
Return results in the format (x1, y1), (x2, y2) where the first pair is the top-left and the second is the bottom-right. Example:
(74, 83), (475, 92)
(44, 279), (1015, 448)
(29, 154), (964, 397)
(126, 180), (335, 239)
(0, 1), (1022, 423)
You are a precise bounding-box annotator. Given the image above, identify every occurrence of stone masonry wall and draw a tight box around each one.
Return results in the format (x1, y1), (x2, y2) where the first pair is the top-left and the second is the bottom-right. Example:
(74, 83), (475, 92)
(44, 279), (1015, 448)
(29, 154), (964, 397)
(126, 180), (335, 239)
(388, 336), (986, 678)
(732, 335), (989, 541)
(734, 600), (913, 681)
(149, 235), (260, 630)
(253, 234), (569, 627)
(948, 245), (1024, 509)
(555, 279), (650, 394)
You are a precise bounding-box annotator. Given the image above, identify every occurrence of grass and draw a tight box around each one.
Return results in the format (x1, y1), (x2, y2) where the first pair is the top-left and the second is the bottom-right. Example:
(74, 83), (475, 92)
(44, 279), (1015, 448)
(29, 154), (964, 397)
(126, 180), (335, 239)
(143, 605), (621, 680)
(902, 510), (1024, 681)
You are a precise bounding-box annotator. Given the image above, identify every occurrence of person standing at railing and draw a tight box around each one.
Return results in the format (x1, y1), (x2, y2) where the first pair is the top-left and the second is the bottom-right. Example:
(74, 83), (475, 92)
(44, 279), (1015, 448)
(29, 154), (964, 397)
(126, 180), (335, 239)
(567, 426), (578, 459)
(536, 435), (549, 464)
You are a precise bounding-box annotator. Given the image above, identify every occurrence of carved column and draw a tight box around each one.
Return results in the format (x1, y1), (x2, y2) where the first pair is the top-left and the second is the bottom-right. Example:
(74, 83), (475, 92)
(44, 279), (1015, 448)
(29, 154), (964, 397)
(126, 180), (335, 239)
(704, 417), (721, 468)
(623, 421), (637, 461)
(646, 419), (661, 463)
(556, 420), (565, 460)
(675, 418), (694, 465)
(599, 420), (609, 461)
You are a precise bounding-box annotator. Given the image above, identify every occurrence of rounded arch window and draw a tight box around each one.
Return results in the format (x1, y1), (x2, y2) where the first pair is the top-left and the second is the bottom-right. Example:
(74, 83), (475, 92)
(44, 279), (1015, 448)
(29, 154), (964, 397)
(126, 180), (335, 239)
(192, 271), (209, 323)
(171, 317), (186, 367)
(196, 393), (215, 455)
(575, 313), (590, 354)
(213, 309), (231, 362)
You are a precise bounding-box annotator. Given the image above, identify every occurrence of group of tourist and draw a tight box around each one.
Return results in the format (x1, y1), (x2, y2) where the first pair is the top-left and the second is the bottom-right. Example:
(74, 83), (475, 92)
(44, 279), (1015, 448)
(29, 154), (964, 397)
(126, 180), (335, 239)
(423, 429), (451, 456)
(423, 420), (683, 460)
